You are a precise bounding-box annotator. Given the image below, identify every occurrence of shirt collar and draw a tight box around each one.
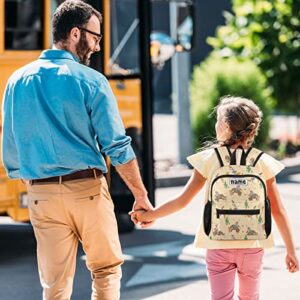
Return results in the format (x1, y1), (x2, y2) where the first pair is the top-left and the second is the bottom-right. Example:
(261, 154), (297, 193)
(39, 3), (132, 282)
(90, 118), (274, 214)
(39, 49), (79, 62)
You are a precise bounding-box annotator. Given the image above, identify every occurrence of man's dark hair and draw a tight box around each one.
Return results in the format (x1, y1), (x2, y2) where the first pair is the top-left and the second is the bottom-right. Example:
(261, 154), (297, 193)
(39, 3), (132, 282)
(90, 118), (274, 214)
(52, 0), (102, 43)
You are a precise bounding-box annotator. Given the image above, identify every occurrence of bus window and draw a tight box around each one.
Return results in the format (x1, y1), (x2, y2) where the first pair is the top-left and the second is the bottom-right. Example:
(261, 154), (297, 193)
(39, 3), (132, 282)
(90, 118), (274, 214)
(108, 0), (140, 76)
(5, 0), (44, 50)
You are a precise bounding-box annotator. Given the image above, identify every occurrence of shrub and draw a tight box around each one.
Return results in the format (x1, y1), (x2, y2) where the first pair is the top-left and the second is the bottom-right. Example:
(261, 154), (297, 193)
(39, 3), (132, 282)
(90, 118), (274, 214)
(207, 0), (300, 113)
(190, 55), (274, 149)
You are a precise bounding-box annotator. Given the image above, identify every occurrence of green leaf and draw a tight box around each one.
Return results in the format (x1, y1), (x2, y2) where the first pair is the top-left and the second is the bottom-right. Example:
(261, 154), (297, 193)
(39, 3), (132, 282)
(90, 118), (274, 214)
(235, 3), (254, 16)
(255, 1), (273, 14)
(207, 37), (222, 48)
(249, 22), (264, 33)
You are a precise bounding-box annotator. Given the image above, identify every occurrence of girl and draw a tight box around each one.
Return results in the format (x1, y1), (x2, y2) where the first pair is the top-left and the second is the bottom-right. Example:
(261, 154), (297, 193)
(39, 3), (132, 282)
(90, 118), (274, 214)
(130, 96), (299, 300)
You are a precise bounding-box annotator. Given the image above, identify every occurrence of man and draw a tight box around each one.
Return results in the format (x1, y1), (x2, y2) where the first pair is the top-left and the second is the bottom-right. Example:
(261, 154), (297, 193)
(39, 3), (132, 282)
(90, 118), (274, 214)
(1, 1), (152, 299)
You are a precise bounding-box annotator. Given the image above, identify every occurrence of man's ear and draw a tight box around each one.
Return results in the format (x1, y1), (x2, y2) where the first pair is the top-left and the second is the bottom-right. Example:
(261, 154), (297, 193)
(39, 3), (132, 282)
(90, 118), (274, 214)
(69, 27), (81, 43)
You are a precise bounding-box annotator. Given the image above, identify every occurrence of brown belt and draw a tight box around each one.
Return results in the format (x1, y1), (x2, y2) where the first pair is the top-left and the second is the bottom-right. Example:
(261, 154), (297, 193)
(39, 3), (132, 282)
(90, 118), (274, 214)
(30, 169), (103, 185)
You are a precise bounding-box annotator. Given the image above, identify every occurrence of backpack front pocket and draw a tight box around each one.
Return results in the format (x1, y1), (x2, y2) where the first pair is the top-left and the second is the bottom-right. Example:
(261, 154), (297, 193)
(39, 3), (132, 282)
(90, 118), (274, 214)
(212, 209), (265, 240)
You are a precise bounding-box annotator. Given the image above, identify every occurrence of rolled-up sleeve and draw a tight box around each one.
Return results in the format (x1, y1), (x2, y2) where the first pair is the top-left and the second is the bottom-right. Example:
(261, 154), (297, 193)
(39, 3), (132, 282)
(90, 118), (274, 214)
(89, 77), (136, 166)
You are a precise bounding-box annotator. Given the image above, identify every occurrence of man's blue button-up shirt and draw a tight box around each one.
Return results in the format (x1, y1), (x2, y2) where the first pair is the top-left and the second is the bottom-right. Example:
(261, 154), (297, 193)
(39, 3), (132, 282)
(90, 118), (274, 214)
(1, 50), (136, 179)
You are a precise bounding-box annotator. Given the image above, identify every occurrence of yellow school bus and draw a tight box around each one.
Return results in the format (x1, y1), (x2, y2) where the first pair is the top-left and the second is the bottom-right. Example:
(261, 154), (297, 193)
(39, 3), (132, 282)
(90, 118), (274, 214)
(0, 0), (194, 231)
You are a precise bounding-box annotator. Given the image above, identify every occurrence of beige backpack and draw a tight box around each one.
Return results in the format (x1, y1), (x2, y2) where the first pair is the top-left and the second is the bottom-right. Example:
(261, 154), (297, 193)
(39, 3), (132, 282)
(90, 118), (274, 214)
(203, 146), (271, 241)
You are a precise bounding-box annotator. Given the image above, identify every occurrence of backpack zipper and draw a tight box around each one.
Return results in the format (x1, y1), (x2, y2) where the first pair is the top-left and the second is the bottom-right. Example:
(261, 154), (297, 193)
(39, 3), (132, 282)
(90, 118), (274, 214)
(210, 174), (267, 202)
(216, 209), (260, 218)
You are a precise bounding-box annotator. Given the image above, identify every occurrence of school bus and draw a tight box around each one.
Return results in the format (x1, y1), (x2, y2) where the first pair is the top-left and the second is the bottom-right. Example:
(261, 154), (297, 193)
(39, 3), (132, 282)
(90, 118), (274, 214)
(0, 0), (194, 231)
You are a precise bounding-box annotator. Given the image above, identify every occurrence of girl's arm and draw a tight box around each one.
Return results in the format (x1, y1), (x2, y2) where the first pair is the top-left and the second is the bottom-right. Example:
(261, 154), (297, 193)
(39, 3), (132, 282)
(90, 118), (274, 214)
(130, 170), (206, 223)
(267, 177), (299, 273)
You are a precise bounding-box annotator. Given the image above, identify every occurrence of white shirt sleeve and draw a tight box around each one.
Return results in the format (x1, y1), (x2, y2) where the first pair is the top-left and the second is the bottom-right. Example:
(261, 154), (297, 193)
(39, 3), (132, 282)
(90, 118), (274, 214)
(259, 153), (285, 180)
(186, 149), (214, 178)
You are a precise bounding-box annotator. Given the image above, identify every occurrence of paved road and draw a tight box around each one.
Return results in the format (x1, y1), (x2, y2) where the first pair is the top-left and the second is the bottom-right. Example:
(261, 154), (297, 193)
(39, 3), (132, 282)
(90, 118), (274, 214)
(0, 174), (299, 300)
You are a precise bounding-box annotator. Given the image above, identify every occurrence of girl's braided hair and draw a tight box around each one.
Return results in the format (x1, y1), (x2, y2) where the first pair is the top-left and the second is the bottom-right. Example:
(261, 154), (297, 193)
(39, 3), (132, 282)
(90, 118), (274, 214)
(216, 96), (263, 147)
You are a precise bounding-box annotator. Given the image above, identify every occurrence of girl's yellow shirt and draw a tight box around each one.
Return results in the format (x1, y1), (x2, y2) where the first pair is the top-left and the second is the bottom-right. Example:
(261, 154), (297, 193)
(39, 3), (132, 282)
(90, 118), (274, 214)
(187, 147), (285, 249)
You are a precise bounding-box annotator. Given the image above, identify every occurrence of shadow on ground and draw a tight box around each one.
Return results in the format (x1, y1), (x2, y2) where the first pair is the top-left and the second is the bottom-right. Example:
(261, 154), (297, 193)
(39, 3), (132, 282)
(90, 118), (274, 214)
(120, 229), (207, 300)
(0, 222), (206, 300)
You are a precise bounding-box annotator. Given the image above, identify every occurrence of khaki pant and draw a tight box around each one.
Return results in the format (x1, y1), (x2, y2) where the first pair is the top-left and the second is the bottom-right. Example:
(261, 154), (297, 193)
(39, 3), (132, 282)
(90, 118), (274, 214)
(27, 176), (124, 300)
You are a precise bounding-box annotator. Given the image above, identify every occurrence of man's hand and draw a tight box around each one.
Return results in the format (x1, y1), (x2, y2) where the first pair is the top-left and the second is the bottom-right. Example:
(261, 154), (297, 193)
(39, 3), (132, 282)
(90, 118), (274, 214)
(129, 208), (155, 224)
(114, 159), (155, 228)
(131, 196), (155, 228)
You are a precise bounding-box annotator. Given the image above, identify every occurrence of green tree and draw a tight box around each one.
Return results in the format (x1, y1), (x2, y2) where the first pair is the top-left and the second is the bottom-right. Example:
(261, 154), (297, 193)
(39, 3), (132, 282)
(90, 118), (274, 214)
(208, 0), (300, 112)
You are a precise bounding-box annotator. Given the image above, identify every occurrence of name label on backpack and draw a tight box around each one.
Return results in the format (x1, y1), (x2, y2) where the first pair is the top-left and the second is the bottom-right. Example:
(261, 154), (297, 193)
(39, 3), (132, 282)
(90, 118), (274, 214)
(228, 178), (248, 186)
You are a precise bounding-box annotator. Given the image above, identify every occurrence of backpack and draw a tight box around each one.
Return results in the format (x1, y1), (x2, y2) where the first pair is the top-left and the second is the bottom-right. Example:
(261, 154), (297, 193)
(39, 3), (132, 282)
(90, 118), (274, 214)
(203, 146), (272, 241)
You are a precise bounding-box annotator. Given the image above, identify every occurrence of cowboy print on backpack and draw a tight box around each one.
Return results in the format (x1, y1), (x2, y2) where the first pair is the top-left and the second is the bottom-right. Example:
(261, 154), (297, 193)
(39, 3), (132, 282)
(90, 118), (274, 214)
(203, 146), (272, 241)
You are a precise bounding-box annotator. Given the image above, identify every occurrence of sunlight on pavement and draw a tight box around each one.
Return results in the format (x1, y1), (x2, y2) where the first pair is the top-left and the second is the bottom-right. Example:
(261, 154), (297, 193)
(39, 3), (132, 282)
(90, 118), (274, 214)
(126, 263), (206, 288)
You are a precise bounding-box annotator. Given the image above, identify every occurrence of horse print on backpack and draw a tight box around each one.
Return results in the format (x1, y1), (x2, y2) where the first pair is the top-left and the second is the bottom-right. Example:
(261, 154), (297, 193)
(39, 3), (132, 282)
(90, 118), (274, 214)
(203, 146), (272, 241)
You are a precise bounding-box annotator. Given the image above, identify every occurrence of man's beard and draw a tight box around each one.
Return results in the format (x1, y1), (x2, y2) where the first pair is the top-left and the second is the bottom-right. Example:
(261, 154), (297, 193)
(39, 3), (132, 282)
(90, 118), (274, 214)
(76, 33), (93, 66)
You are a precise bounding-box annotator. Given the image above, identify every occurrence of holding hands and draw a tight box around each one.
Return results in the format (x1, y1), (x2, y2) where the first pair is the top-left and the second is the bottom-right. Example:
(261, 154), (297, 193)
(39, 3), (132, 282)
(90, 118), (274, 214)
(130, 195), (156, 228)
(129, 170), (207, 228)
(129, 209), (155, 226)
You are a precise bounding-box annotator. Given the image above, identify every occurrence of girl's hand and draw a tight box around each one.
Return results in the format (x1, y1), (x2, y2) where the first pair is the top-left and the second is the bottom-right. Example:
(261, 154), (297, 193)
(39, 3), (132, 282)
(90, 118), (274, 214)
(131, 196), (155, 228)
(129, 209), (155, 225)
(286, 252), (299, 273)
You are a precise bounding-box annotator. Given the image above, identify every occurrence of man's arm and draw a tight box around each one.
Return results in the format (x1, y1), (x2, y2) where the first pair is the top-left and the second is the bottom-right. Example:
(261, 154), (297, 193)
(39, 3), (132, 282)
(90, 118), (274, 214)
(115, 158), (147, 199)
(89, 78), (154, 225)
(115, 159), (154, 226)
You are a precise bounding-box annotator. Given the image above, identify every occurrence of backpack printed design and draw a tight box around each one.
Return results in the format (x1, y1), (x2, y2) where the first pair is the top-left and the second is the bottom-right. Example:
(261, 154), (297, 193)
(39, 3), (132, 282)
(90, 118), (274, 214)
(203, 146), (272, 241)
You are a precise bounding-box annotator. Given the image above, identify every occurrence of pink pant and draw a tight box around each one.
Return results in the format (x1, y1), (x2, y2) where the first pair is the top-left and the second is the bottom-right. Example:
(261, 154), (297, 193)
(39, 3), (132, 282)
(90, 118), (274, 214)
(206, 248), (264, 300)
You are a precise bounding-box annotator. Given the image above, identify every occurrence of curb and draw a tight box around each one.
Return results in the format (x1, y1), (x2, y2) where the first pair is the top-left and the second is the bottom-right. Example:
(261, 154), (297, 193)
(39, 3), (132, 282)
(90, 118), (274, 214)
(156, 172), (191, 188)
(277, 164), (300, 180)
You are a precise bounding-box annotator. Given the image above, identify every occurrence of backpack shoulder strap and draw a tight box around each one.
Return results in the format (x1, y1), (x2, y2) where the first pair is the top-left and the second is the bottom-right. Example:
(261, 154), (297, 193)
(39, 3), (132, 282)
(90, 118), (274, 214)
(246, 147), (264, 166)
(216, 146), (243, 166)
(214, 146), (232, 166)
(214, 147), (224, 167)
(216, 146), (260, 166)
